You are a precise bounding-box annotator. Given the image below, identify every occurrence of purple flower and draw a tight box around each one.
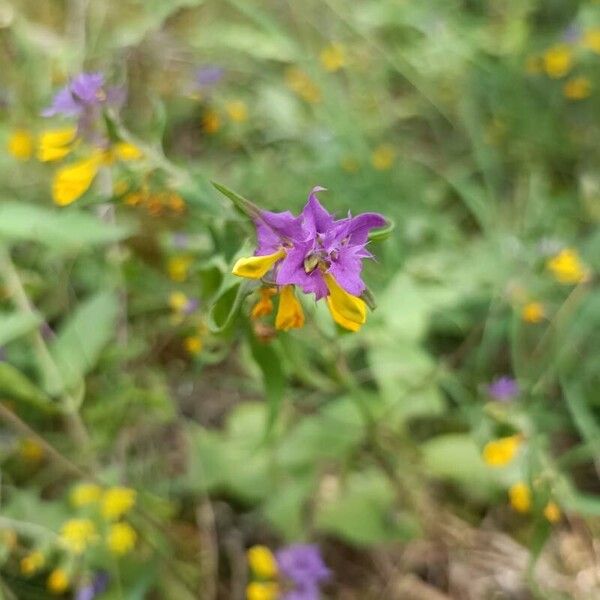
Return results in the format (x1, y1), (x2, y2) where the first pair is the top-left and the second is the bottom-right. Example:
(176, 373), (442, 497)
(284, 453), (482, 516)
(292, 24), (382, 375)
(196, 65), (224, 88)
(42, 73), (106, 118)
(276, 544), (330, 599)
(183, 297), (199, 315)
(171, 232), (190, 250)
(76, 571), (109, 600)
(488, 376), (519, 401)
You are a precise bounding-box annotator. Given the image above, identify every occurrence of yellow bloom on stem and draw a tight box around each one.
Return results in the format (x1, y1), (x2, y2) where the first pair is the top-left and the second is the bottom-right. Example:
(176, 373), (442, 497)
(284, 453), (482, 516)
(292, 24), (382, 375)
(202, 109), (221, 134)
(324, 273), (366, 331)
(547, 248), (588, 284)
(169, 291), (189, 312)
(232, 250), (285, 279)
(583, 28), (600, 54)
(563, 77), (591, 100)
(275, 285), (305, 331)
(114, 141), (143, 161)
(19, 437), (44, 462)
(482, 434), (522, 468)
(247, 545), (278, 579)
(52, 154), (102, 206)
(509, 482), (531, 513)
(38, 127), (76, 162)
(8, 129), (34, 160)
(371, 144), (395, 171)
(168, 256), (193, 282)
(70, 483), (102, 507)
(226, 100), (248, 123)
(543, 45), (573, 78)
(320, 43), (346, 72)
(246, 582), (279, 600)
(101, 487), (136, 520)
(60, 518), (97, 554)
(184, 335), (203, 354)
(20, 551), (45, 575)
(544, 501), (561, 523)
(106, 522), (137, 555)
(251, 287), (277, 319)
(47, 568), (69, 594)
(521, 302), (545, 324)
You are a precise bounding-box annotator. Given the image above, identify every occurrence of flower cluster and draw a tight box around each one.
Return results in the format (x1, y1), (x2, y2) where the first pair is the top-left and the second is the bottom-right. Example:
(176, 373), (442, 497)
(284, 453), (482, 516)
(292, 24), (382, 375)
(232, 187), (386, 332)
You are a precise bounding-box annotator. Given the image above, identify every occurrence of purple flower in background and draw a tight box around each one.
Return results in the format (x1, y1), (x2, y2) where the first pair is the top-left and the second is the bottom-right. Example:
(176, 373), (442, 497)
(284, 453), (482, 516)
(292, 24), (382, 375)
(488, 376), (519, 401)
(563, 23), (582, 44)
(196, 65), (224, 89)
(43, 73), (106, 118)
(276, 544), (330, 600)
(183, 297), (199, 315)
(171, 232), (190, 250)
(76, 571), (109, 600)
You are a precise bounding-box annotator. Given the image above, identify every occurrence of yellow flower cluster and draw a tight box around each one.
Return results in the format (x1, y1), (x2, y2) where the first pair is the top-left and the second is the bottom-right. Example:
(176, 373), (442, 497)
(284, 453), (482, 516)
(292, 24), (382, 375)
(47, 568), (69, 594)
(106, 522), (137, 555)
(20, 550), (45, 575)
(123, 187), (186, 217)
(60, 518), (97, 554)
(521, 301), (545, 324)
(71, 483), (103, 507)
(508, 482), (561, 523)
(482, 434), (522, 468)
(168, 255), (193, 282)
(320, 43), (346, 72)
(101, 486), (137, 520)
(547, 248), (589, 285)
(285, 67), (321, 104)
(246, 545), (279, 600)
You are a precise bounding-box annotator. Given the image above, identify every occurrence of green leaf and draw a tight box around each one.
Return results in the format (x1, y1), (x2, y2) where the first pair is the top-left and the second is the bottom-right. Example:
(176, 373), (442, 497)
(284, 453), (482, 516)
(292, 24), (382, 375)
(0, 311), (42, 346)
(47, 291), (120, 394)
(211, 181), (261, 220)
(0, 362), (55, 412)
(207, 280), (250, 333)
(0, 202), (132, 250)
(368, 217), (395, 242)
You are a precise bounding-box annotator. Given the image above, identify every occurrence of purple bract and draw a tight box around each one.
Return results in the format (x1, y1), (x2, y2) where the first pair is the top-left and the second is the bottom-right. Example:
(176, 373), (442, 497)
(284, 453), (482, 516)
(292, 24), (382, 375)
(488, 376), (519, 401)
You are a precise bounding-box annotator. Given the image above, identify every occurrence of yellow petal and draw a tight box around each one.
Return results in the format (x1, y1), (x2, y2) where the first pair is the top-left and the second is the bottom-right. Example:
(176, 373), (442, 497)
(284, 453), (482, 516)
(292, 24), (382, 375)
(324, 273), (366, 326)
(275, 285), (305, 331)
(326, 297), (362, 331)
(114, 141), (143, 161)
(52, 154), (101, 206)
(8, 129), (34, 160)
(38, 127), (77, 162)
(232, 250), (285, 279)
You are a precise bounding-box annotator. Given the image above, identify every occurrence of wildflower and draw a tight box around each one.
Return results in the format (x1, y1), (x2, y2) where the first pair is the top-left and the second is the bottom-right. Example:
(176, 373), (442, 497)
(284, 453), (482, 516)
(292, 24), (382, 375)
(169, 292), (198, 316)
(247, 545), (278, 579)
(563, 77), (591, 100)
(8, 129), (34, 159)
(246, 582), (279, 600)
(0, 529), (17, 551)
(43, 72), (106, 118)
(251, 287), (277, 319)
(275, 285), (305, 331)
(275, 544), (330, 599)
(320, 43), (346, 72)
(101, 487), (136, 520)
(544, 501), (561, 523)
(195, 65), (224, 89)
(231, 187), (385, 331)
(71, 483), (102, 507)
(202, 109), (221, 134)
(166, 192), (186, 214)
(168, 256), (193, 282)
(184, 335), (203, 354)
(38, 127), (77, 162)
(509, 482), (531, 513)
(47, 568), (69, 594)
(285, 68), (321, 104)
(52, 152), (103, 206)
(371, 144), (395, 171)
(113, 141), (143, 161)
(583, 28), (600, 53)
(106, 522), (137, 555)
(20, 550), (45, 575)
(487, 376), (519, 401)
(482, 434), (522, 468)
(75, 572), (109, 600)
(226, 100), (248, 123)
(543, 45), (573, 78)
(547, 248), (588, 284)
(19, 437), (44, 462)
(522, 302), (545, 324)
(60, 518), (97, 554)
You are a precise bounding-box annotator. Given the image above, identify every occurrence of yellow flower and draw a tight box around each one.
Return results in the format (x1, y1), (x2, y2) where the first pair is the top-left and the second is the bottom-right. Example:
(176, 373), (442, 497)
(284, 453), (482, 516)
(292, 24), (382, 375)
(324, 273), (366, 331)
(583, 28), (600, 53)
(509, 482), (531, 513)
(544, 501), (561, 523)
(38, 127), (77, 162)
(169, 291), (189, 313)
(106, 522), (137, 555)
(232, 250), (286, 279)
(0, 528), (17, 551)
(226, 100), (248, 123)
(167, 192), (186, 214)
(168, 256), (193, 282)
(52, 154), (102, 206)
(543, 45), (573, 78)
(8, 129), (34, 160)
(247, 545), (278, 579)
(275, 285), (305, 331)
(320, 43), (346, 72)
(547, 248), (588, 284)
(70, 483), (102, 507)
(19, 437), (44, 462)
(246, 582), (279, 600)
(482, 434), (522, 468)
(563, 77), (591, 100)
(202, 109), (221, 134)
(101, 487), (136, 520)
(47, 568), (69, 594)
(20, 550), (45, 575)
(251, 287), (277, 319)
(371, 144), (395, 171)
(113, 141), (143, 161)
(184, 335), (203, 354)
(60, 518), (97, 554)
(285, 67), (321, 104)
(521, 302), (545, 324)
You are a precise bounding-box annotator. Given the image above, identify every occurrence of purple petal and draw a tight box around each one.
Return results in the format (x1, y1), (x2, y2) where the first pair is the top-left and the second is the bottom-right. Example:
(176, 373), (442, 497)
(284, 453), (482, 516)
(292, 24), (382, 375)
(196, 66), (224, 87)
(70, 72), (104, 104)
(255, 210), (305, 255)
(487, 376), (519, 401)
(275, 544), (331, 587)
(300, 187), (334, 236)
(344, 212), (387, 245)
(275, 245), (328, 299)
(42, 87), (81, 117)
(327, 246), (366, 296)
